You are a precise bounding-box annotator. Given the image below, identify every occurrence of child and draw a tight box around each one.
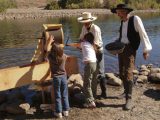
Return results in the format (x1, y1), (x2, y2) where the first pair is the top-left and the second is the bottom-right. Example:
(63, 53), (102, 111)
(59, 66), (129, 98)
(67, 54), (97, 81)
(48, 40), (70, 118)
(81, 32), (97, 108)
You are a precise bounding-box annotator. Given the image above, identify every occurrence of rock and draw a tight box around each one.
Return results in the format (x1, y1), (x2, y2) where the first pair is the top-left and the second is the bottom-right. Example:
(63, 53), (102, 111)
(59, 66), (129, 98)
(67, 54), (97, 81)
(136, 75), (148, 83)
(6, 104), (26, 114)
(19, 103), (30, 111)
(150, 68), (160, 73)
(146, 64), (153, 69)
(140, 65), (147, 70)
(105, 73), (122, 86)
(139, 71), (149, 76)
(68, 73), (83, 87)
(148, 73), (160, 82)
(133, 69), (139, 75)
(68, 74), (83, 96)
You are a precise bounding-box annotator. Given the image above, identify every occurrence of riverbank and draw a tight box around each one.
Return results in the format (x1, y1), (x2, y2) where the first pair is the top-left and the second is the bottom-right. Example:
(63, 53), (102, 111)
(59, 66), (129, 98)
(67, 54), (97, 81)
(0, 8), (160, 20)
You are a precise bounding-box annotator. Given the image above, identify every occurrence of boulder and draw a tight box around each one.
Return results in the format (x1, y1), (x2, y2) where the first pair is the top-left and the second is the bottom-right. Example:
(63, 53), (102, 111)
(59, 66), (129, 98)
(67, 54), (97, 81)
(140, 65), (147, 70)
(133, 69), (139, 75)
(150, 68), (160, 73)
(105, 73), (122, 86)
(68, 74), (83, 96)
(139, 71), (149, 76)
(148, 73), (160, 82)
(136, 75), (148, 83)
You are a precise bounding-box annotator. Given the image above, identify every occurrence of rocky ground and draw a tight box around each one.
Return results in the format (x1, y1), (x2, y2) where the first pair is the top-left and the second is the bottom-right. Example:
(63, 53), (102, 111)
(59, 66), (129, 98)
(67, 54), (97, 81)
(0, 82), (160, 120)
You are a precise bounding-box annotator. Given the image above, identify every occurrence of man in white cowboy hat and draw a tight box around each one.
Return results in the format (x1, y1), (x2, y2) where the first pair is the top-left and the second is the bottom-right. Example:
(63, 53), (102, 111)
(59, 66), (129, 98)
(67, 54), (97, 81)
(111, 3), (152, 110)
(77, 12), (107, 101)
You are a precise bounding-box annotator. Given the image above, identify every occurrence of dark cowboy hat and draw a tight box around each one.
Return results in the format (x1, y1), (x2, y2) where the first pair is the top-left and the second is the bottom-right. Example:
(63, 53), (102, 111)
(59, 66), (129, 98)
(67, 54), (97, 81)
(111, 4), (133, 13)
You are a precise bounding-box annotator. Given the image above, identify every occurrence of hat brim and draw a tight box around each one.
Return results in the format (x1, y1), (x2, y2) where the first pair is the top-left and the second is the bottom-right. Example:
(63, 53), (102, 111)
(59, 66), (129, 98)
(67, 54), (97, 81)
(111, 8), (133, 13)
(77, 16), (97, 23)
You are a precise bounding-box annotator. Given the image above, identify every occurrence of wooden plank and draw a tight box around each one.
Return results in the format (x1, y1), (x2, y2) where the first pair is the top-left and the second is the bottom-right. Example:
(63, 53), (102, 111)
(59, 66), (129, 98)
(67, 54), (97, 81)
(31, 24), (64, 63)
(0, 56), (79, 91)
(66, 43), (81, 49)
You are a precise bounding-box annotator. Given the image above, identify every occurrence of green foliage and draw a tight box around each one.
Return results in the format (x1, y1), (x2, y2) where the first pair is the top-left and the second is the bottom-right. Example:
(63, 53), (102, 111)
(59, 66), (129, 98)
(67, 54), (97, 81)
(104, 0), (124, 8)
(0, 0), (17, 12)
(45, 0), (60, 10)
(129, 0), (160, 10)
(46, 0), (102, 9)
(45, 0), (160, 10)
(78, 0), (102, 8)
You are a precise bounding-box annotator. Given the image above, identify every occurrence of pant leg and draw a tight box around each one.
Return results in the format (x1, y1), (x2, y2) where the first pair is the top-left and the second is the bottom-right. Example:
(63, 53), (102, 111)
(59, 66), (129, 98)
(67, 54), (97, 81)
(83, 62), (96, 103)
(96, 50), (106, 95)
(53, 77), (62, 113)
(91, 62), (98, 98)
(61, 75), (70, 111)
(120, 44), (136, 99)
(118, 52), (127, 92)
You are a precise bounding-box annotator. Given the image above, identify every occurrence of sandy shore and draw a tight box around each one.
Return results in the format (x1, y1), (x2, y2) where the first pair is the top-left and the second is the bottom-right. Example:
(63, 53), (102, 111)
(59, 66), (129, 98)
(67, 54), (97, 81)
(0, 8), (159, 20)
(0, 8), (111, 20)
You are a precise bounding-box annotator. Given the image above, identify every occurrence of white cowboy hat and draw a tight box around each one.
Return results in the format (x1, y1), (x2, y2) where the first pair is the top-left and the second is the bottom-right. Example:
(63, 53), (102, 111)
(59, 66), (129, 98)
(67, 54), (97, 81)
(77, 12), (97, 23)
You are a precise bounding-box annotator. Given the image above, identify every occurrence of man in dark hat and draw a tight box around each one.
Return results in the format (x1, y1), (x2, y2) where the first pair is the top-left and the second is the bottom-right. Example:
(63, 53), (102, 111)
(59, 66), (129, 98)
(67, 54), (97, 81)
(111, 4), (152, 110)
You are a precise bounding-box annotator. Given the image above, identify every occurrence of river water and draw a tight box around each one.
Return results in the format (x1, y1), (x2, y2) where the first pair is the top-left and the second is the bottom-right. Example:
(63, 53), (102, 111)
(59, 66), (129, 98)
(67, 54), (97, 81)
(0, 12), (160, 73)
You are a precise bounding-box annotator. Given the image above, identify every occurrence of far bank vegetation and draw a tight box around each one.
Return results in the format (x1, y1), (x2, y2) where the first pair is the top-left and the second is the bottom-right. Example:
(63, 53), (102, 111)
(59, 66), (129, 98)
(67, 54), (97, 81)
(45, 0), (160, 10)
(1, 0), (160, 13)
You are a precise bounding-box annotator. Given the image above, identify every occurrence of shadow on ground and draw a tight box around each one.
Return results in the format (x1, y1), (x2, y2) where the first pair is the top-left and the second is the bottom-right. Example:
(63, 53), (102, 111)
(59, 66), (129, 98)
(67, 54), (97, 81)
(143, 89), (160, 101)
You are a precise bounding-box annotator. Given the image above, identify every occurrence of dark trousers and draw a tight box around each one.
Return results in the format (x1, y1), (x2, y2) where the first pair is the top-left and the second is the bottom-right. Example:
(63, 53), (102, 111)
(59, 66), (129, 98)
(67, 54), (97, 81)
(118, 44), (136, 99)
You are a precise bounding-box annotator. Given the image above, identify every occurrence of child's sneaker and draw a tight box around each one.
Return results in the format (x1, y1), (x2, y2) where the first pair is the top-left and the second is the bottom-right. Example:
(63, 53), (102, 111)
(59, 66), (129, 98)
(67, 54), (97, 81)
(63, 111), (69, 117)
(54, 112), (62, 118)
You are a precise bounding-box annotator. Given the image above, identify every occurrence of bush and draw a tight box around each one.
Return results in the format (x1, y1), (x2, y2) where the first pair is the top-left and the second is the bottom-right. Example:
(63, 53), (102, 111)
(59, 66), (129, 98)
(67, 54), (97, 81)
(45, 0), (60, 10)
(104, 0), (124, 8)
(129, 0), (160, 10)
(0, 0), (17, 12)
(66, 3), (80, 9)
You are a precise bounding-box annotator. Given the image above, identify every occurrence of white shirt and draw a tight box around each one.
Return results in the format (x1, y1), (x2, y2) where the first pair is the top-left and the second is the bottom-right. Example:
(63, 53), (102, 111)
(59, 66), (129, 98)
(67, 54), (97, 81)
(121, 15), (152, 52)
(81, 41), (97, 63)
(80, 23), (103, 51)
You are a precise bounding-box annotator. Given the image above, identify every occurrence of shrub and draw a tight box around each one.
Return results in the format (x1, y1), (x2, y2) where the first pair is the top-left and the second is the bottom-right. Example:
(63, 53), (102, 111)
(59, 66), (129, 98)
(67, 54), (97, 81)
(45, 0), (60, 10)
(129, 0), (160, 10)
(0, 0), (17, 12)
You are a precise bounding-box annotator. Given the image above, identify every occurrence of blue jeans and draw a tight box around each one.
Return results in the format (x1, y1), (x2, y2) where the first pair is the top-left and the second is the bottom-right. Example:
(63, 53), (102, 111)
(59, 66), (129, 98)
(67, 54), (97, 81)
(53, 75), (70, 113)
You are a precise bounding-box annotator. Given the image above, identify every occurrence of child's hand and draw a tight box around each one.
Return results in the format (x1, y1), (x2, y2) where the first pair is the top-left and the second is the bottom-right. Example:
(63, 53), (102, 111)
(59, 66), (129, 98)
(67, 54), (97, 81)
(49, 35), (55, 43)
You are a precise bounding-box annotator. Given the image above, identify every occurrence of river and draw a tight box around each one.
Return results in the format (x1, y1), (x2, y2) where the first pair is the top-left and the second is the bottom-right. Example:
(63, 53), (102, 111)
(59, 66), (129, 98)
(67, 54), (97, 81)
(0, 12), (160, 73)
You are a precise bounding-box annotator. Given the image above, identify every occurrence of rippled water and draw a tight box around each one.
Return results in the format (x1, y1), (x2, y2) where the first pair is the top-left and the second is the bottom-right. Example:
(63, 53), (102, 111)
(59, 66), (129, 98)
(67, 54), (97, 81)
(0, 12), (160, 73)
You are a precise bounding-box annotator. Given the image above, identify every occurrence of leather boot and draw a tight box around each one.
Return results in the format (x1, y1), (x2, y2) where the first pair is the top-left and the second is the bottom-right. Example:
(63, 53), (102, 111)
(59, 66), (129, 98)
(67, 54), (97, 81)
(117, 80), (127, 99)
(124, 81), (133, 110)
(100, 77), (107, 99)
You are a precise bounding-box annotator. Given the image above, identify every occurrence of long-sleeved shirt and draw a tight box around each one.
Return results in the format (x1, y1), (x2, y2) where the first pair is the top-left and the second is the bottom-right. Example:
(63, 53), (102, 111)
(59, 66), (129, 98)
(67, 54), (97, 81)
(79, 23), (103, 51)
(121, 15), (152, 53)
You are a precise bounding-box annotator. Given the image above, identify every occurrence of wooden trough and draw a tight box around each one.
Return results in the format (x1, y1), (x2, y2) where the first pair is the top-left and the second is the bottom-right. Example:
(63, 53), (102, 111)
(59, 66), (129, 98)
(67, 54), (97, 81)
(0, 24), (79, 91)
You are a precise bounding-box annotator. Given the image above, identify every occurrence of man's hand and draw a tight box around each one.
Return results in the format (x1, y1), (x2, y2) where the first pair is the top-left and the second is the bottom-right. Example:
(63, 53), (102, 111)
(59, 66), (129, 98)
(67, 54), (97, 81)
(143, 52), (149, 60)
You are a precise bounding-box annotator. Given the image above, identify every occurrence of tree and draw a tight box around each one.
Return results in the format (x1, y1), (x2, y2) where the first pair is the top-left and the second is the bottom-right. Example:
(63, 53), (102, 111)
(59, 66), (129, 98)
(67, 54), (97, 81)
(125, 0), (129, 4)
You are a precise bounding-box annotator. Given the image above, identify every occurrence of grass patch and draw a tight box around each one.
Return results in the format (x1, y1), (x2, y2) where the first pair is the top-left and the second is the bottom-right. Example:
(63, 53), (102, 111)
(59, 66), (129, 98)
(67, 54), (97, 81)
(0, 0), (17, 12)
